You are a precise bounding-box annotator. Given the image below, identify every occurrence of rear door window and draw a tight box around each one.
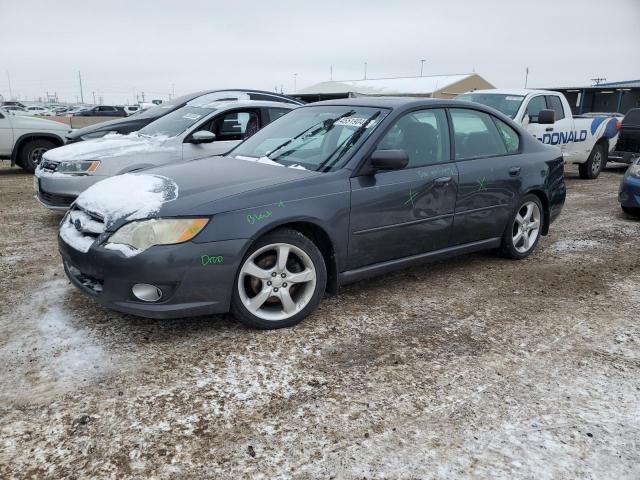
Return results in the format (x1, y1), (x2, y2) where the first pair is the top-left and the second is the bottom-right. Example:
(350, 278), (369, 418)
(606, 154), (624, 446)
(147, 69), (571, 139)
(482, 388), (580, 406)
(450, 108), (508, 160)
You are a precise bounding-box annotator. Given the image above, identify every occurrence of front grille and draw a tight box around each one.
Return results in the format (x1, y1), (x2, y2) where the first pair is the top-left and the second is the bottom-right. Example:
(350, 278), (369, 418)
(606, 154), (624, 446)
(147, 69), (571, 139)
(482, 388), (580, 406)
(65, 262), (103, 294)
(38, 185), (76, 208)
(67, 206), (105, 237)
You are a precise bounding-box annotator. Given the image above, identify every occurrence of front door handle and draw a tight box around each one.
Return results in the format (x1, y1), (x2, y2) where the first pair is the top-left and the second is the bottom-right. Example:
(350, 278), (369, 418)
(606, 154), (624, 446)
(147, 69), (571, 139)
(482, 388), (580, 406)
(433, 176), (452, 186)
(509, 166), (521, 176)
(545, 127), (554, 132)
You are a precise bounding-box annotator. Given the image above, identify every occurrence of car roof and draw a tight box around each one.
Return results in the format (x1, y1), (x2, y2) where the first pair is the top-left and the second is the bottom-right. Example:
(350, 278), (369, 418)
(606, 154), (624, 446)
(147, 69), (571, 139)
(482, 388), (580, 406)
(199, 100), (298, 110)
(302, 96), (488, 110)
(466, 88), (562, 96)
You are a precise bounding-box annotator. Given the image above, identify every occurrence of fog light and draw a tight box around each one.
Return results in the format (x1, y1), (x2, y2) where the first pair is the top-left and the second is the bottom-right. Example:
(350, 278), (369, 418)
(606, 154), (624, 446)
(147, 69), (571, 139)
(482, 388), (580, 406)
(132, 283), (163, 302)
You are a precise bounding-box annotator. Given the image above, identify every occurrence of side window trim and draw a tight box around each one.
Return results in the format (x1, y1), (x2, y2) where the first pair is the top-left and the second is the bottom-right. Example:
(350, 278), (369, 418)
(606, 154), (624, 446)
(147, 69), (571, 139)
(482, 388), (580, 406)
(448, 107), (520, 162)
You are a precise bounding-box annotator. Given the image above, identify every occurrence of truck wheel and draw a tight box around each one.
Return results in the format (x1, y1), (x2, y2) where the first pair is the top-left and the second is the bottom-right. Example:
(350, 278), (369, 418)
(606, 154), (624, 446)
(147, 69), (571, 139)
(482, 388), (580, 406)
(18, 139), (57, 173)
(578, 143), (606, 179)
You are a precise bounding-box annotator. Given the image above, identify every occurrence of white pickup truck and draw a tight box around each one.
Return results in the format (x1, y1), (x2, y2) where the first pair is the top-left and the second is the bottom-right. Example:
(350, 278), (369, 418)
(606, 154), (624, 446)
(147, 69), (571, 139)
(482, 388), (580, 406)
(0, 107), (70, 173)
(457, 89), (622, 179)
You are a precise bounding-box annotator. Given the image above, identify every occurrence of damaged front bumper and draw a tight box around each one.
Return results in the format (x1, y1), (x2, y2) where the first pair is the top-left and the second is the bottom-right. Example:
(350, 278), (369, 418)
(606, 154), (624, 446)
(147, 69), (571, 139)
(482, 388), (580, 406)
(58, 233), (247, 319)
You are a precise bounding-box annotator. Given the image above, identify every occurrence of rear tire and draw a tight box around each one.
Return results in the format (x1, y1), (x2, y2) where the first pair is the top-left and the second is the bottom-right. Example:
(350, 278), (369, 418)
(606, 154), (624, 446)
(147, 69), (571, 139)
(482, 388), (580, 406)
(500, 194), (544, 260)
(230, 228), (327, 329)
(578, 143), (606, 179)
(18, 138), (57, 173)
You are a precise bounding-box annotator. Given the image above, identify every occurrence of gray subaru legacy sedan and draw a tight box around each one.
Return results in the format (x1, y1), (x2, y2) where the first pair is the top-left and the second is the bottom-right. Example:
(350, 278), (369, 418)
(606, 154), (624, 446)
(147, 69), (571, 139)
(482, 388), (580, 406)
(58, 98), (566, 329)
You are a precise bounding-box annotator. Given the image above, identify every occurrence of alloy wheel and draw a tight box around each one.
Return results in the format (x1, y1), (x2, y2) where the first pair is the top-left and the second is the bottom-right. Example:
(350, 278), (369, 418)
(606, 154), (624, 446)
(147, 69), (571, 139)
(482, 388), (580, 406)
(512, 201), (541, 253)
(591, 150), (602, 176)
(29, 147), (48, 165)
(237, 243), (317, 322)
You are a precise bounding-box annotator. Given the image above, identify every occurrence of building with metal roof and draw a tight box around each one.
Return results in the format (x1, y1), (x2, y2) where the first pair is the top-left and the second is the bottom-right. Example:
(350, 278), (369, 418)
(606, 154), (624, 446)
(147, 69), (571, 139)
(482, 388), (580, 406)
(293, 73), (494, 103)
(543, 79), (640, 115)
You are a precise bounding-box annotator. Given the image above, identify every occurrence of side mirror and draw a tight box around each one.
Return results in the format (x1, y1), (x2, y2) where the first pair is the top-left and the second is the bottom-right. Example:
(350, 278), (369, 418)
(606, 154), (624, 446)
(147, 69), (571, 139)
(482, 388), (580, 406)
(538, 109), (556, 125)
(189, 131), (216, 144)
(370, 149), (409, 171)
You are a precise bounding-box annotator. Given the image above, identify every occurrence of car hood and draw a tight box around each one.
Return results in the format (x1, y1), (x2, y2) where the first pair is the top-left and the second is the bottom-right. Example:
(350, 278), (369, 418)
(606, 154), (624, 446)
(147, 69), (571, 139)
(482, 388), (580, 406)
(42, 133), (174, 161)
(11, 115), (69, 131)
(71, 155), (318, 229)
(67, 116), (151, 139)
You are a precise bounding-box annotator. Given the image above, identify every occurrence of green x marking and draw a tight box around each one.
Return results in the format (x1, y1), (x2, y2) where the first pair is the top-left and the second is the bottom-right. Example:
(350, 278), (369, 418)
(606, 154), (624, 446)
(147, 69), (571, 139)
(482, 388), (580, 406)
(404, 189), (418, 206)
(477, 177), (487, 191)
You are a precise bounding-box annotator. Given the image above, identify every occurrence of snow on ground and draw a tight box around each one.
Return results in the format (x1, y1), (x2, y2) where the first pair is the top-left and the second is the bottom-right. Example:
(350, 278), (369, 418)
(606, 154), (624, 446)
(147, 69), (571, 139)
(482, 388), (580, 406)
(0, 275), (111, 405)
(550, 239), (601, 252)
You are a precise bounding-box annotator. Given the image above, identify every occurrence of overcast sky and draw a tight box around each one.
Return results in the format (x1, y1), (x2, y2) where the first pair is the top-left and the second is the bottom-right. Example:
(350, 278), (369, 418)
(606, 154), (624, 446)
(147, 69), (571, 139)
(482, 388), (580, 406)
(1, 0), (639, 104)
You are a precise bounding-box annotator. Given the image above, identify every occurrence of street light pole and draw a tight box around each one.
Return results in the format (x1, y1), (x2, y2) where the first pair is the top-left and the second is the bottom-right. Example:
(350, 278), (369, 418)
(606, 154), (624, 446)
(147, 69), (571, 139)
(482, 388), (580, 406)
(78, 71), (84, 104)
(293, 73), (298, 92)
(420, 59), (426, 77)
(364, 62), (367, 80)
(6, 70), (13, 99)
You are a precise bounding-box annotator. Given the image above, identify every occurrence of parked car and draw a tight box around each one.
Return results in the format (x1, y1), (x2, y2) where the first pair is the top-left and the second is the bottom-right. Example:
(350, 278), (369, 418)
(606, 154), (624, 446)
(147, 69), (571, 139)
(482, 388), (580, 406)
(73, 105), (127, 117)
(457, 89), (622, 179)
(22, 105), (55, 116)
(123, 105), (141, 116)
(0, 107), (70, 172)
(65, 89), (303, 143)
(57, 97), (566, 329)
(618, 158), (640, 216)
(2, 105), (29, 114)
(610, 108), (640, 164)
(35, 98), (297, 210)
(2, 101), (26, 108)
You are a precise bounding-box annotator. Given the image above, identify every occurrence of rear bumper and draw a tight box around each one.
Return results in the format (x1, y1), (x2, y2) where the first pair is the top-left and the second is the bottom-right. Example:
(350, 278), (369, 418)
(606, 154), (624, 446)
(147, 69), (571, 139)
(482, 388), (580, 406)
(59, 234), (248, 319)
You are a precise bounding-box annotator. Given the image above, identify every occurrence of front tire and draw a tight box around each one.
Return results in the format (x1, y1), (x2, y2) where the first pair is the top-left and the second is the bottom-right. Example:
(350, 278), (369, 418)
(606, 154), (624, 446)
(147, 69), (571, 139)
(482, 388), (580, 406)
(18, 138), (57, 173)
(230, 228), (327, 329)
(500, 194), (544, 259)
(578, 143), (606, 179)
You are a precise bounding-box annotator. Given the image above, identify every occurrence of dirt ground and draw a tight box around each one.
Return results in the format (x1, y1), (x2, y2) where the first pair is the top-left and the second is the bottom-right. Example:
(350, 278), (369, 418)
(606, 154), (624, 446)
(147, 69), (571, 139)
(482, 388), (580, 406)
(0, 161), (638, 479)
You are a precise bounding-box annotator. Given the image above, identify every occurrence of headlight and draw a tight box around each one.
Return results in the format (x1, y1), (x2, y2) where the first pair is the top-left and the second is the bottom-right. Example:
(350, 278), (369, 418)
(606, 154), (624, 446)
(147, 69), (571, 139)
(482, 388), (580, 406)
(106, 218), (209, 254)
(56, 160), (101, 174)
(80, 130), (113, 140)
(628, 163), (640, 178)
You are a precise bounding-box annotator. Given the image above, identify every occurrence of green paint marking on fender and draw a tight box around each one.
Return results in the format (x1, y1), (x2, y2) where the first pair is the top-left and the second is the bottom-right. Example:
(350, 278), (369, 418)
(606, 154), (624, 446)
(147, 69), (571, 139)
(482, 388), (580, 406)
(246, 210), (273, 224)
(201, 255), (224, 266)
(277, 200), (285, 208)
(477, 177), (487, 191)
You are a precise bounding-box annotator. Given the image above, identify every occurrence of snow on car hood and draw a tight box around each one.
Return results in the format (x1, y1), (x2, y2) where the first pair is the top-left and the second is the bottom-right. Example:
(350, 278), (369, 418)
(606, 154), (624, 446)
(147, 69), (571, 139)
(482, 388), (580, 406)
(60, 174), (179, 253)
(43, 132), (172, 161)
(76, 173), (178, 225)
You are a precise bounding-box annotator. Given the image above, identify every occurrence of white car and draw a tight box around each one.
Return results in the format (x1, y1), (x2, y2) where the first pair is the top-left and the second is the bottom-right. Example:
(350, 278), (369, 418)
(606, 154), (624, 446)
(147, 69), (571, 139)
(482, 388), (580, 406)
(0, 108), (70, 172)
(35, 96), (297, 210)
(457, 89), (622, 179)
(22, 105), (55, 116)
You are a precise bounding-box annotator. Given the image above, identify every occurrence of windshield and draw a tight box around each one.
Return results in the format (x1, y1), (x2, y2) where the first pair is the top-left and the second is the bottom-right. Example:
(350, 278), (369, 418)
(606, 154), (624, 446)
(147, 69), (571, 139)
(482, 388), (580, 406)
(138, 104), (220, 137)
(230, 106), (387, 172)
(457, 93), (525, 119)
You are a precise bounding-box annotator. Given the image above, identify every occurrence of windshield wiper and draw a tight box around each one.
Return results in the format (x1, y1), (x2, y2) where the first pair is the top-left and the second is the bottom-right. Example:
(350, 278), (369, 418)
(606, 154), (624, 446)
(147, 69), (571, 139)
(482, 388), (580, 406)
(266, 110), (356, 161)
(317, 110), (382, 172)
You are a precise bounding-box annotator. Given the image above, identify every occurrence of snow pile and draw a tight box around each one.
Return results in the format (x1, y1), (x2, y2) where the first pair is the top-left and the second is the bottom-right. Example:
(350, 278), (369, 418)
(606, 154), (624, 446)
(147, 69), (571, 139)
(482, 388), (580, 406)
(59, 218), (95, 253)
(104, 243), (138, 257)
(42, 132), (172, 161)
(76, 173), (179, 226)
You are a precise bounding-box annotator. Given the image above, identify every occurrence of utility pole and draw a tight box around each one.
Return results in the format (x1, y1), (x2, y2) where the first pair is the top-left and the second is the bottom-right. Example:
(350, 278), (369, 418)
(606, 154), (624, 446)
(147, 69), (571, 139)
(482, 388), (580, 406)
(330, 65), (333, 80)
(92, 91), (96, 105)
(591, 77), (606, 85)
(420, 59), (426, 77)
(6, 70), (13, 99)
(364, 62), (368, 80)
(141, 91), (145, 102)
(293, 73), (297, 92)
(524, 67), (529, 88)
(78, 71), (84, 104)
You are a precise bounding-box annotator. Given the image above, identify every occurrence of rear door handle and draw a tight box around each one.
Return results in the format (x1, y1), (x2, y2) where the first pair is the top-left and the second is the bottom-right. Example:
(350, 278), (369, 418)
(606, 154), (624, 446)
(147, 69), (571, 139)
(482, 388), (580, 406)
(433, 176), (452, 186)
(509, 166), (521, 176)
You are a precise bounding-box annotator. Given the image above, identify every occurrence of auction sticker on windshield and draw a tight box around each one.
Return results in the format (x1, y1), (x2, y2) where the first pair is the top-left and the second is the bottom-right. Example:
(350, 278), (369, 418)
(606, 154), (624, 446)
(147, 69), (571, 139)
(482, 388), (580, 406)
(182, 113), (202, 120)
(335, 117), (376, 128)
